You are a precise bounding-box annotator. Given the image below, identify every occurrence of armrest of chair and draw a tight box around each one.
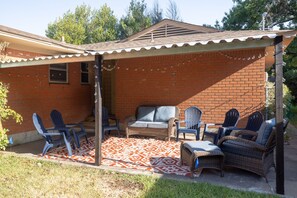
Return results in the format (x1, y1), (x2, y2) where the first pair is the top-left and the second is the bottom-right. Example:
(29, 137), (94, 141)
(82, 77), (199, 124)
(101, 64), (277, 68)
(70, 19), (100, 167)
(169, 117), (179, 126)
(217, 136), (266, 151)
(43, 132), (63, 136)
(223, 126), (245, 131)
(175, 119), (184, 129)
(109, 117), (120, 127)
(234, 130), (258, 139)
(204, 123), (223, 131)
(66, 123), (86, 132)
(124, 115), (136, 128)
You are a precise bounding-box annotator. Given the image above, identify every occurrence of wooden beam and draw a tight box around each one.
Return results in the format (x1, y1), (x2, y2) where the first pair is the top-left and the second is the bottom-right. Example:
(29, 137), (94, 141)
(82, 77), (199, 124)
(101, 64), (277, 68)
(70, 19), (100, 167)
(94, 55), (103, 166)
(103, 39), (274, 60)
(274, 35), (284, 195)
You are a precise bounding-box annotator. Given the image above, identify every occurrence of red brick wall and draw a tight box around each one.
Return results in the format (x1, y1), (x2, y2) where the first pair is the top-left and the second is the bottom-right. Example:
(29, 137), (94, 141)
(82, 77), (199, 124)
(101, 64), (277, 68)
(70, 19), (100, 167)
(0, 62), (93, 134)
(114, 48), (266, 126)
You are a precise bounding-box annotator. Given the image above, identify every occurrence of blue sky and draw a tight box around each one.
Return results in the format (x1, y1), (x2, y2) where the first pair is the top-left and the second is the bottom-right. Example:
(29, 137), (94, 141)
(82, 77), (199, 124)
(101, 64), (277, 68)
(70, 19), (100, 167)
(0, 0), (234, 36)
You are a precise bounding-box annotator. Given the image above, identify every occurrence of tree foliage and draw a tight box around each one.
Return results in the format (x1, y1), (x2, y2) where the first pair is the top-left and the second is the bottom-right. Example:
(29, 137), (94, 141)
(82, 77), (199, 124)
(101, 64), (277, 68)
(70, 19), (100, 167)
(222, 0), (297, 104)
(223, 0), (297, 30)
(46, 4), (118, 44)
(150, 0), (163, 24)
(222, 0), (267, 30)
(0, 82), (23, 150)
(166, 0), (181, 21)
(89, 4), (118, 43)
(118, 0), (152, 39)
(284, 38), (297, 103)
(46, 5), (90, 45)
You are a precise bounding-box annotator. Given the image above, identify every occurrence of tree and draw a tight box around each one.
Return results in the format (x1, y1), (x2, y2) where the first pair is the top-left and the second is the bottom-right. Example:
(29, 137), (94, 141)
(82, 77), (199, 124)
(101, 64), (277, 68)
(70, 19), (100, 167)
(150, 0), (163, 24)
(46, 4), (118, 44)
(46, 5), (91, 45)
(284, 38), (297, 103)
(222, 0), (297, 103)
(222, 0), (267, 30)
(90, 4), (118, 42)
(222, 0), (297, 30)
(118, 0), (152, 39)
(0, 41), (9, 62)
(0, 82), (22, 150)
(166, 0), (181, 21)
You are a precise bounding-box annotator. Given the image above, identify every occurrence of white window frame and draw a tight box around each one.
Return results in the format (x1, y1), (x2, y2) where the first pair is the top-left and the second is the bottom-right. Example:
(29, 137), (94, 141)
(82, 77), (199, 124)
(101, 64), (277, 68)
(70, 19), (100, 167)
(80, 62), (90, 84)
(49, 63), (68, 84)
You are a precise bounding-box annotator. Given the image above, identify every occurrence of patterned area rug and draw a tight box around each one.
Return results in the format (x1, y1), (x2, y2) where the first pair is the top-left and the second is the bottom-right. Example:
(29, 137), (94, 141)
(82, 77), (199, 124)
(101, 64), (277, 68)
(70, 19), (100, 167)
(44, 136), (201, 177)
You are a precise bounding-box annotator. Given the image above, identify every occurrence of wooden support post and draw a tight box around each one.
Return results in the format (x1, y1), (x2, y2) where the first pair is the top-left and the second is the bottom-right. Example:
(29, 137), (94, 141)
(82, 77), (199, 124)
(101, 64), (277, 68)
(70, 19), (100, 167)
(94, 55), (103, 166)
(274, 36), (284, 195)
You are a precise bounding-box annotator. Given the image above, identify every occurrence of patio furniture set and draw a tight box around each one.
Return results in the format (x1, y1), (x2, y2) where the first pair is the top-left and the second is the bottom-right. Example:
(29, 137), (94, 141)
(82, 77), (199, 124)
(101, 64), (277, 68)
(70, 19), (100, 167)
(32, 105), (289, 180)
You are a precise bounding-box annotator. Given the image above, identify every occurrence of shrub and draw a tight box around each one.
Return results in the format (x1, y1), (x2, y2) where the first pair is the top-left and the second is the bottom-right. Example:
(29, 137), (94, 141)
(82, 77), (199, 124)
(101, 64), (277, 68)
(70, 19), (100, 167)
(266, 81), (294, 119)
(0, 82), (22, 150)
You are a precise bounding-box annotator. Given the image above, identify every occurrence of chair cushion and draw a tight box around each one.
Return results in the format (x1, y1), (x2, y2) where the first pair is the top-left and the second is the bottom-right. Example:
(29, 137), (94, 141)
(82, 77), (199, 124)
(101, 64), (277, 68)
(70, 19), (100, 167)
(147, 122), (168, 129)
(220, 140), (263, 159)
(128, 121), (149, 128)
(255, 118), (275, 145)
(154, 106), (176, 122)
(137, 107), (156, 122)
(183, 141), (222, 153)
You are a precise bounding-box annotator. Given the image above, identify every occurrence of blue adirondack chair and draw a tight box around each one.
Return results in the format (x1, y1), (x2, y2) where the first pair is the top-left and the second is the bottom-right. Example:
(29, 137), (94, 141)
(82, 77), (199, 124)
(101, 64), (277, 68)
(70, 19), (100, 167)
(176, 106), (202, 141)
(102, 106), (120, 140)
(50, 110), (88, 148)
(202, 108), (240, 144)
(224, 111), (263, 140)
(32, 113), (74, 156)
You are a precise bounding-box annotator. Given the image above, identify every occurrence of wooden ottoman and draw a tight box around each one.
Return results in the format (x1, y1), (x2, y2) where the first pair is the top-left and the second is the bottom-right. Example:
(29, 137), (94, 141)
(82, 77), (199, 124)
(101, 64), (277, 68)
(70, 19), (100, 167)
(180, 141), (224, 177)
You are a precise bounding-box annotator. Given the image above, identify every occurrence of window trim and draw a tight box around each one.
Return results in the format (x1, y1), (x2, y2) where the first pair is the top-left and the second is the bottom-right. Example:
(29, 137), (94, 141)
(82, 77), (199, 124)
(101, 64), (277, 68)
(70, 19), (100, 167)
(80, 62), (90, 84)
(49, 63), (68, 84)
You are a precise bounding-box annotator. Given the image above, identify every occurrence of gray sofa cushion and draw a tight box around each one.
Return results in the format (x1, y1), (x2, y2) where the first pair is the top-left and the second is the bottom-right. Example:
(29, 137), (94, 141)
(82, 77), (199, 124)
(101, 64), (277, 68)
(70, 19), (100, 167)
(128, 121), (149, 128)
(137, 106), (156, 122)
(147, 122), (169, 129)
(256, 118), (275, 145)
(154, 106), (176, 122)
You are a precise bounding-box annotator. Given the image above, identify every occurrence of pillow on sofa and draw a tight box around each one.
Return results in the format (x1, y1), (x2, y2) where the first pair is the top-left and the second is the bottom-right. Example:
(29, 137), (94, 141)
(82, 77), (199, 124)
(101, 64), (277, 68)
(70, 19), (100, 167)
(137, 106), (156, 122)
(255, 118), (276, 145)
(154, 106), (176, 122)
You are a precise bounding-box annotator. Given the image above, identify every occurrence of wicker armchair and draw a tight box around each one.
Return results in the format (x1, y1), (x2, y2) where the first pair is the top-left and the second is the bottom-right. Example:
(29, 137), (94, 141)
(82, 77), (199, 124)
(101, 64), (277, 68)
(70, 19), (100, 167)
(218, 118), (289, 180)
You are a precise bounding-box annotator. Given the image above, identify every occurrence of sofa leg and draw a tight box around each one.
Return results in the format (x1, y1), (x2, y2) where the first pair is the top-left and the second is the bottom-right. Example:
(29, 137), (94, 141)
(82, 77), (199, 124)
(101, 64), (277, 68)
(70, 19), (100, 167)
(125, 128), (129, 138)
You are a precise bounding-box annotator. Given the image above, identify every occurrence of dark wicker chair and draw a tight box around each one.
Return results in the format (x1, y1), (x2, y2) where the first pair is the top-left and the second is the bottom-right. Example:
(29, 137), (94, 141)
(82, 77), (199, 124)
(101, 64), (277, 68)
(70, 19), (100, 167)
(218, 118), (289, 180)
(201, 108), (240, 144)
(176, 106), (202, 141)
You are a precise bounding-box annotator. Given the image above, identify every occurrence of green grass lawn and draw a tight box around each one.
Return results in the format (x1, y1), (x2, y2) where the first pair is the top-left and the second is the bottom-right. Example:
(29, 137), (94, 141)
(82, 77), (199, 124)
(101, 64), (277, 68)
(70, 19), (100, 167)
(0, 153), (276, 198)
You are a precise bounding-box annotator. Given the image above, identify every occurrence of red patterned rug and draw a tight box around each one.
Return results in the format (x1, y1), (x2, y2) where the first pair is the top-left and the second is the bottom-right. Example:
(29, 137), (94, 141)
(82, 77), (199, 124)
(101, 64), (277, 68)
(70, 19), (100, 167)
(43, 136), (201, 177)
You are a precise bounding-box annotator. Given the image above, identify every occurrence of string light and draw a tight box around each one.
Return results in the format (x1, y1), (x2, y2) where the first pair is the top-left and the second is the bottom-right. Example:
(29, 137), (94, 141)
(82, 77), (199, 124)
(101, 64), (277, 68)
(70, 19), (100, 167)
(101, 55), (200, 73)
(219, 51), (269, 61)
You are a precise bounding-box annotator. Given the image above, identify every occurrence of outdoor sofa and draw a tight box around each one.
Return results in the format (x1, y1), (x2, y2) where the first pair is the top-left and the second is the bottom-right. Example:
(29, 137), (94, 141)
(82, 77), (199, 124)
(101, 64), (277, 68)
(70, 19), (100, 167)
(125, 106), (179, 141)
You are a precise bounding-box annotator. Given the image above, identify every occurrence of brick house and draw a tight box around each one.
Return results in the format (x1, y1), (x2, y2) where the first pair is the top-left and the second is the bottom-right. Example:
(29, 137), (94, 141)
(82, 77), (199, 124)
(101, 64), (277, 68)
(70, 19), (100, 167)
(0, 19), (295, 145)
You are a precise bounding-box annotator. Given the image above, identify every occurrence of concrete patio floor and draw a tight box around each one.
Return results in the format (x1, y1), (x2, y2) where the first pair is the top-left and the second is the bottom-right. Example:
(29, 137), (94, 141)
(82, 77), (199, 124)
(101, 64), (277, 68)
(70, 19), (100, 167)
(6, 126), (297, 197)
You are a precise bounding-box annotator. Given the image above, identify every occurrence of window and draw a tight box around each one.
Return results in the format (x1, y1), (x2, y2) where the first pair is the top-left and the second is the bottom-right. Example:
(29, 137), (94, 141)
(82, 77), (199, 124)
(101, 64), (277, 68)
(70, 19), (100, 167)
(49, 63), (68, 83)
(81, 62), (89, 84)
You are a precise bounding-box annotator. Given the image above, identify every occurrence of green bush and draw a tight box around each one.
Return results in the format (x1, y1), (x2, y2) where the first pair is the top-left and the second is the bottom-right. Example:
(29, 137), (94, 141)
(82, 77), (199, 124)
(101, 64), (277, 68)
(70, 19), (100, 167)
(0, 128), (9, 150)
(0, 82), (22, 150)
(266, 81), (294, 119)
